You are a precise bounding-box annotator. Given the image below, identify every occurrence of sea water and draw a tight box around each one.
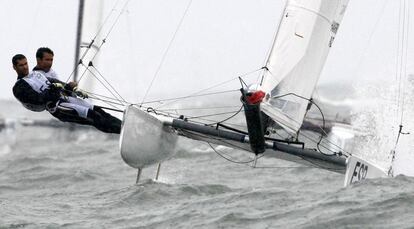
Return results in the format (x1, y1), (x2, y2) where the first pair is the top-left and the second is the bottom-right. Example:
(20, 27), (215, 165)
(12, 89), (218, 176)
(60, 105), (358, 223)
(1, 99), (414, 229)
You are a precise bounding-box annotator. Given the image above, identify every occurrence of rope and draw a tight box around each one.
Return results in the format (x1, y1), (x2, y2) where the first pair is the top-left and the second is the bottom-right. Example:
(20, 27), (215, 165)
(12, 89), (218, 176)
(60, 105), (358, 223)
(399, 0), (409, 125)
(80, 63), (127, 106)
(157, 105), (241, 112)
(186, 109), (244, 120)
(390, 0), (411, 175)
(66, 0), (125, 83)
(205, 105), (244, 126)
(140, 0), (193, 106)
(208, 143), (263, 164)
(269, 93), (350, 156)
(137, 89), (239, 106)
(208, 143), (341, 171)
(90, 65), (127, 103)
(76, 0), (131, 84)
(155, 67), (264, 109)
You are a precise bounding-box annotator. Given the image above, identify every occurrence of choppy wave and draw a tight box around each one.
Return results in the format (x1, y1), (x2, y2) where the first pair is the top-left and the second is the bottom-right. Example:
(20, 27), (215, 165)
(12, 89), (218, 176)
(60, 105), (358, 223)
(1, 100), (414, 228)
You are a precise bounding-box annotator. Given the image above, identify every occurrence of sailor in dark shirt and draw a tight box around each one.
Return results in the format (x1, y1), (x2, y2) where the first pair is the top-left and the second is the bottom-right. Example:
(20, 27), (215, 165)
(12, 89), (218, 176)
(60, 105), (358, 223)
(12, 54), (121, 134)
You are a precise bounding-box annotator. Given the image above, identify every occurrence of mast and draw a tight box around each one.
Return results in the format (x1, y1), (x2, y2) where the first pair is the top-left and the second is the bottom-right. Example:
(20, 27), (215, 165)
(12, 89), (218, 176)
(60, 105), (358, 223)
(73, 0), (85, 82)
(77, 0), (104, 93)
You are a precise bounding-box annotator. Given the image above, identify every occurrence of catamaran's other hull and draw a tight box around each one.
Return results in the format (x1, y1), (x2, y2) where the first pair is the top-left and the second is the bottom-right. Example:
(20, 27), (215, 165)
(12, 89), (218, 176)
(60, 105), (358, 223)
(119, 106), (389, 186)
(119, 105), (178, 169)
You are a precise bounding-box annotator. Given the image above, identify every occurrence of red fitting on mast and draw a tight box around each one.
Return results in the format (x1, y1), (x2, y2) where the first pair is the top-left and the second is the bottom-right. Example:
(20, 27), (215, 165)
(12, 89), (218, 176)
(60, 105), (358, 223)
(246, 90), (265, 105)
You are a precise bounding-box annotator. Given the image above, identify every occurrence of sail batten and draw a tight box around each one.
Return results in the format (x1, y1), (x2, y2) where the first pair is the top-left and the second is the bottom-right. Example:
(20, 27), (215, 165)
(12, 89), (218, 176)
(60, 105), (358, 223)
(260, 0), (350, 135)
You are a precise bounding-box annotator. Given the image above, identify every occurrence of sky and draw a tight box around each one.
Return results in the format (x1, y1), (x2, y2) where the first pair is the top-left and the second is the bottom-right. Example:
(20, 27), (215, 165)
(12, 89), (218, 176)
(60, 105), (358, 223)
(2, 0), (414, 174)
(1, 0), (413, 102)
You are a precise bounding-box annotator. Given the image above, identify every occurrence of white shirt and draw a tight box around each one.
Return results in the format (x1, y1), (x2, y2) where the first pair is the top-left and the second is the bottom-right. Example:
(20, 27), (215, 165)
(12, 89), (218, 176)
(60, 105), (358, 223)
(34, 68), (59, 79)
(22, 71), (51, 93)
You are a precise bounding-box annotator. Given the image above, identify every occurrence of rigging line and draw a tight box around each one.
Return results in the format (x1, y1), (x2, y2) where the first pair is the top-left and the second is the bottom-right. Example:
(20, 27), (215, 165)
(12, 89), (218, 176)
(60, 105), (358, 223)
(399, 0), (410, 125)
(397, 0), (406, 123)
(271, 111), (344, 155)
(307, 98), (335, 156)
(348, 0), (389, 86)
(145, 105), (242, 121)
(182, 116), (247, 128)
(78, 0), (123, 58)
(139, 0), (193, 106)
(93, 0), (124, 42)
(79, 63), (127, 105)
(205, 105), (244, 126)
(171, 111), (247, 128)
(135, 89), (239, 105)
(300, 130), (346, 156)
(94, 105), (124, 113)
(392, 0), (410, 152)
(211, 140), (340, 171)
(72, 0), (131, 83)
(269, 92), (349, 154)
(311, 102), (330, 154)
(208, 143), (263, 164)
(86, 90), (130, 104)
(65, 0), (124, 83)
(395, 0), (404, 122)
(88, 94), (126, 108)
(89, 94), (124, 110)
(180, 128), (249, 151)
(76, 62), (88, 82)
(142, 105), (246, 127)
(272, 107), (346, 155)
(155, 67), (265, 109)
(186, 110), (244, 120)
(82, 0), (131, 63)
(259, 0), (289, 86)
(183, 111), (340, 156)
(90, 65), (127, 103)
(157, 105), (241, 112)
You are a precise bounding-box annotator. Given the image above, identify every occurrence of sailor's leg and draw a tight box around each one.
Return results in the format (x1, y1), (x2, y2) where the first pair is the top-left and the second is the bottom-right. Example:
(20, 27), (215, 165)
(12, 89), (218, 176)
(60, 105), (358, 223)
(49, 102), (93, 125)
(50, 97), (121, 133)
(62, 97), (94, 118)
(86, 109), (122, 134)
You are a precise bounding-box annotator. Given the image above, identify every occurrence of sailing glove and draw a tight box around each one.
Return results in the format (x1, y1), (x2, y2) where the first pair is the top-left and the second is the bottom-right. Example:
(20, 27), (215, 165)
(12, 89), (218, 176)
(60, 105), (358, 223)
(73, 87), (88, 99)
(51, 83), (65, 90)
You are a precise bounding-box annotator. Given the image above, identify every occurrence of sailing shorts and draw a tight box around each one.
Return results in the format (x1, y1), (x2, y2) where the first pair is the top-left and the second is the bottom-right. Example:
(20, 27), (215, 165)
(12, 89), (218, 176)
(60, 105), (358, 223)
(47, 96), (94, 118)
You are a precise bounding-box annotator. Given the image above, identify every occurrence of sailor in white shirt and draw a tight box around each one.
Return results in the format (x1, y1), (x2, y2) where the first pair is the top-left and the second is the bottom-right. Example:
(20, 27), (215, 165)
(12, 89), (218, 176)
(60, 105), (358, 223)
(33, 47), (59, 79)
(12, 53), (121, 134)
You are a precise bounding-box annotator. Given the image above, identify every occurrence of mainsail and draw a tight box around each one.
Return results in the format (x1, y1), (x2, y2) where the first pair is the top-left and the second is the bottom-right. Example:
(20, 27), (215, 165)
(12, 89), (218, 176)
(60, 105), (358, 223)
(260, 0), (350, 135)
(74, 0), (104, 92)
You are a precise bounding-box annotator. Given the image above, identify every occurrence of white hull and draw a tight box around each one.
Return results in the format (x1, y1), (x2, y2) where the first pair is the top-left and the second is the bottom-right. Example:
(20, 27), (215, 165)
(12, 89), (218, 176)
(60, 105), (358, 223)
(344, 155), (389, 186)
(119, 106), (178, 169)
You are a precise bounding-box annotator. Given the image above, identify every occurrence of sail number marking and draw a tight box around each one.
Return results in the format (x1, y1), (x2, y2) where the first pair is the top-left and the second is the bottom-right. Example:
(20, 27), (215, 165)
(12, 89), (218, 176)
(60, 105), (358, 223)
(350, 161), (368, 183)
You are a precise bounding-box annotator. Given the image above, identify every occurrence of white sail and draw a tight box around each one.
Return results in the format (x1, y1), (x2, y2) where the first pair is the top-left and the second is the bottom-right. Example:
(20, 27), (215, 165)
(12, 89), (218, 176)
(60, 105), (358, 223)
(77, 0), (104, 93)
(260, 0), (349, 134)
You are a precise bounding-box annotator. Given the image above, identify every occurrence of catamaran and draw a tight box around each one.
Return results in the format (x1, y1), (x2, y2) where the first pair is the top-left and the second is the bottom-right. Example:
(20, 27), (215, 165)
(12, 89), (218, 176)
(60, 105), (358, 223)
(71, 0), (411, 186)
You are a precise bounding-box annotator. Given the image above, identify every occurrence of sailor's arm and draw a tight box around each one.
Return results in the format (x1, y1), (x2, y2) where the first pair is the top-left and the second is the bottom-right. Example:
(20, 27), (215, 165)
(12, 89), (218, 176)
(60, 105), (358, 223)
(46, 77), (77, 91)
(12, 80), (49, 105)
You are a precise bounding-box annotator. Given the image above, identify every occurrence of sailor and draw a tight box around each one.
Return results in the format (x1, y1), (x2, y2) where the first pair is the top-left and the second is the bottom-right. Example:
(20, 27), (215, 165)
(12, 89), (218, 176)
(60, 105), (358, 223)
(12, 54), (122, 134)
(33, 47), (59, 79)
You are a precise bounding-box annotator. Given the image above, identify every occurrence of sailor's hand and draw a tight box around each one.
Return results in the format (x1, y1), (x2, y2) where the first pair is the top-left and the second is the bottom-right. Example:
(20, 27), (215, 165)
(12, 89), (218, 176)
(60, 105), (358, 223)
(51, 83), (65, 90)
(73, 87), (88, 99)
(67, 81), (78, 90)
